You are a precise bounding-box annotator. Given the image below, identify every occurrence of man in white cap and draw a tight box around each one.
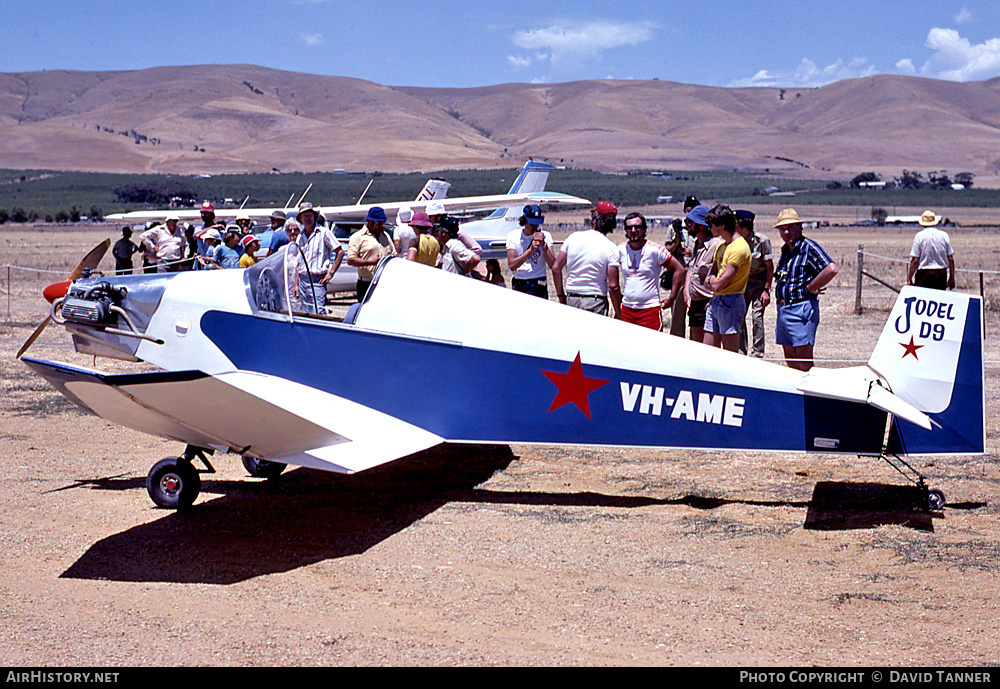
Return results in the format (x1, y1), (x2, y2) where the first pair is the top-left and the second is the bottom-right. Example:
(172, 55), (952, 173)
(772, 208), (838, 371)
(139, 213), (188, 273)
(427, 200), (482, 261)
(907, 210), (955, 291)
(294, 202), (343, 313)
(393, 206), (416, 257)
(193, 227), (223, 269)
(234, 210), (254, 235)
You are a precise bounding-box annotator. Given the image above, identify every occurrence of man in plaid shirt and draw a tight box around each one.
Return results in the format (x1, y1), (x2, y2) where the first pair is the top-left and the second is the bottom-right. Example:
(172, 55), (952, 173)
(773, 208), (839, 371)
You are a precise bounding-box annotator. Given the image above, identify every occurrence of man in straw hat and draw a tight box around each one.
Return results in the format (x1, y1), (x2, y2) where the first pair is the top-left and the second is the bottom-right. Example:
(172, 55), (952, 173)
(139, 213), (188, 273)
(772, 208), (839, 371)
(907, 210), (955, 291)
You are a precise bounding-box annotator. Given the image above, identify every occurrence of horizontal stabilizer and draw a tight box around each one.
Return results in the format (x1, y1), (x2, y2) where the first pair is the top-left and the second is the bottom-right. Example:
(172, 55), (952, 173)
(796, 365), (931, 430)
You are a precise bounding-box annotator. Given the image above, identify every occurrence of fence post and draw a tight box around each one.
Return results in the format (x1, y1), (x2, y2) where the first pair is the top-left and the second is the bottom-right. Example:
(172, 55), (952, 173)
(981, 271), (986, 341)
(855, 244), (864, 314)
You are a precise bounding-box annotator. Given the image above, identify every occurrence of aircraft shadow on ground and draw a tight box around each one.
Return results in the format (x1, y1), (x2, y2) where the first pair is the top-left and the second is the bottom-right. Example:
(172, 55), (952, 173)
(60, 444), (515, 585)
(470, 480), (958, 534)
(804, 481), (952, 532)
(61, 450), (968, 584)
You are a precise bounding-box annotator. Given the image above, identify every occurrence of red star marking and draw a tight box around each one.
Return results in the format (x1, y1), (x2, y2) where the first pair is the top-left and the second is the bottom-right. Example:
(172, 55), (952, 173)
(900, 335), (924, 360)
(541, 352), (610, 419)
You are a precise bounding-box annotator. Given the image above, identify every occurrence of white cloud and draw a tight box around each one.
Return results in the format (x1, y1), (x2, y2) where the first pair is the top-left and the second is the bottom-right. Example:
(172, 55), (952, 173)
(895, 58), (916, 75)
(508, 19), (657, 79)
(299, 33), (323, 48)
(728, 57), (876, 88)
(507, 55), (533, 69)
(921, 28), (1000, 81)
(954, 7), (972, 24)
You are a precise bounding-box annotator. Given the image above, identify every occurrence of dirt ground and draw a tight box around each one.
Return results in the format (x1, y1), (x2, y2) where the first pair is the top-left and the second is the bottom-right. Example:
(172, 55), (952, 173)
(1, 219), (999, 667)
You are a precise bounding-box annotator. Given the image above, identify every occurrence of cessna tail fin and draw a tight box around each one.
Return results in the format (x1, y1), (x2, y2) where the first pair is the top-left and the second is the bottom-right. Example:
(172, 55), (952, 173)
(414, 178), (451, 203)
(483, 160), (553, 221)
(867, 287), (985, 455)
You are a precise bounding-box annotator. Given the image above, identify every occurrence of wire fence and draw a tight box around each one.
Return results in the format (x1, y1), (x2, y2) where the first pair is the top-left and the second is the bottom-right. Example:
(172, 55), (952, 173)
(1, 263), (71, 323)
(852, 244), (997, 341)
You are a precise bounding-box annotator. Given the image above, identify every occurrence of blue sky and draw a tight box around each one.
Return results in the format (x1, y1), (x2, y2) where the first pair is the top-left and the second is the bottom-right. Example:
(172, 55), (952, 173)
(3, 0), (999, 88)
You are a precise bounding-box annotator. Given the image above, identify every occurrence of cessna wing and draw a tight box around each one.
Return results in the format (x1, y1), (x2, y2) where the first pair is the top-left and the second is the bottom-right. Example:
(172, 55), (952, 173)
(105, 160), (588, 226)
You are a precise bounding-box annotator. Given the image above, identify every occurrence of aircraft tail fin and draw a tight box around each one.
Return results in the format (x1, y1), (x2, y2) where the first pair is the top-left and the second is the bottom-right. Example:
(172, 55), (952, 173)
(414, 179), (451, 203)
(484, 160), (553, 220)
(867, 286), (985, 455)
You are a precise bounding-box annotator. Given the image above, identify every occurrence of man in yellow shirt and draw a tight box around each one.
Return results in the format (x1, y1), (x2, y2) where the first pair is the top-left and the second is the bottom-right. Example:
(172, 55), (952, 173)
(704, 204), (750, 352)
(346, 206), (396, 301)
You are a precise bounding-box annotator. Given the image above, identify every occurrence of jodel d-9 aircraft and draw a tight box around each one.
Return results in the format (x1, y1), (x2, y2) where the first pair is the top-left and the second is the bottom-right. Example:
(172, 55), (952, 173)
(19, 240), (984, 511)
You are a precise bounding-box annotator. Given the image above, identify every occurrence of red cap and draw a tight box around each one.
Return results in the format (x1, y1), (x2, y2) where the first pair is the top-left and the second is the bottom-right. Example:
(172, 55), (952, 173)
(241, 234), (259, 249)
(593, 201), (618, 215)
(201, 201), (215, 213)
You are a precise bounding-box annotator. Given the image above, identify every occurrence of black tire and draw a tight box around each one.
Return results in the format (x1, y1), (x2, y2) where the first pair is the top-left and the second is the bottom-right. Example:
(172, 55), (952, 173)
(147, 458), (201, 509)
(241, 455), (287, 479)
(926, 489), (946, 511)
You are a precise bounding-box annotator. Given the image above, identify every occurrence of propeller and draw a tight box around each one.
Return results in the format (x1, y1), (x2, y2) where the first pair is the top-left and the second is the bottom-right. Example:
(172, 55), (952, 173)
(16, 238), (111, 359)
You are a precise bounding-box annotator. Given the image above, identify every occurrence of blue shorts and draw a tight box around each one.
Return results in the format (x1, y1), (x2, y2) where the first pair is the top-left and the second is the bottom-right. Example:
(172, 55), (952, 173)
(704, 293), (747, 335)
(776, 300), (820, 347)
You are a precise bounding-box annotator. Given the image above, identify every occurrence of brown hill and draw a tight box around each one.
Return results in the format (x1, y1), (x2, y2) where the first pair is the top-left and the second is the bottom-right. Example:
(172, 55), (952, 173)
(2, 64), (999, 184)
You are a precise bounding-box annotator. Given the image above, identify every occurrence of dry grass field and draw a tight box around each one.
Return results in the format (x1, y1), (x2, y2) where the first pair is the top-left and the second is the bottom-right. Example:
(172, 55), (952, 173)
(1, 216), (999, 666)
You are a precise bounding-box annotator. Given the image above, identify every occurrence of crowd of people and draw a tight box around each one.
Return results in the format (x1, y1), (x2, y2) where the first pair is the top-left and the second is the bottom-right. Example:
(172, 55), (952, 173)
(115, 201), (280, 277)
(115, 195), (956, 371)
(545, 199), (843, 370)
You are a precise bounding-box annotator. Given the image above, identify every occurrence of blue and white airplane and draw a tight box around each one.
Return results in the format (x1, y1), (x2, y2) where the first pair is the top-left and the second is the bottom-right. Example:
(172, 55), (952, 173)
(20, 246), (983, 511)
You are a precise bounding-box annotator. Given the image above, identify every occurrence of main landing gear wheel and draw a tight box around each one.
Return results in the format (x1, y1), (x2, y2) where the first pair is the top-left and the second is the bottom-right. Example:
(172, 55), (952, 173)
(147, 457), (202, 509)
(241, 455), (287, 479)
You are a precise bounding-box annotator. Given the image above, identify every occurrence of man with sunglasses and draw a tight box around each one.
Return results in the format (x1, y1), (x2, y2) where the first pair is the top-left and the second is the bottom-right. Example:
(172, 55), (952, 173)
(613, 212), (683, 330)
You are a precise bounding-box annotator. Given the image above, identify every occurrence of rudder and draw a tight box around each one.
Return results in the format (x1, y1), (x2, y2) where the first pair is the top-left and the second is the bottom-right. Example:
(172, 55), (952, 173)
(867, 286), (984, 454)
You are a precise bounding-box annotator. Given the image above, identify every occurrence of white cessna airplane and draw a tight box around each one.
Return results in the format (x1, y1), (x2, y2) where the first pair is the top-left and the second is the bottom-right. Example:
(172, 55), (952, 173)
(107, 160), (588, 293)
(105, 160), (587, 232)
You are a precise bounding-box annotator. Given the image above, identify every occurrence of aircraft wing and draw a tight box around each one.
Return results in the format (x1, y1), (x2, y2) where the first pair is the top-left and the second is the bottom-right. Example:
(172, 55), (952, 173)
(106, 192), (590, 225)
(316, 192), (590, 222)
(21, 358), (443, 474)
(105, 207), (286, 224)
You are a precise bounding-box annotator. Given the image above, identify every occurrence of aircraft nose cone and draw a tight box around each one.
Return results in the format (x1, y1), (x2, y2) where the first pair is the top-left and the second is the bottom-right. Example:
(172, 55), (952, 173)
(43, 280), (71, 304)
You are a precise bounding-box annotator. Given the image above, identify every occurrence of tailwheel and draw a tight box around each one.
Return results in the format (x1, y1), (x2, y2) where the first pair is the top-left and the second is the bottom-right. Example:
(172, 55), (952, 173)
(925, 488), (946, 511)
(147, 457), (201, 509)
(242, 455), (287, 479)
(876, 450), (945, 512)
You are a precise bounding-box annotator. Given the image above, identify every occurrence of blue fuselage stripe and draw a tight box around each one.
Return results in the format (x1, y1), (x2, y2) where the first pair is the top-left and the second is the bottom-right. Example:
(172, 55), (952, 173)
(200, 311), (885, 453)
